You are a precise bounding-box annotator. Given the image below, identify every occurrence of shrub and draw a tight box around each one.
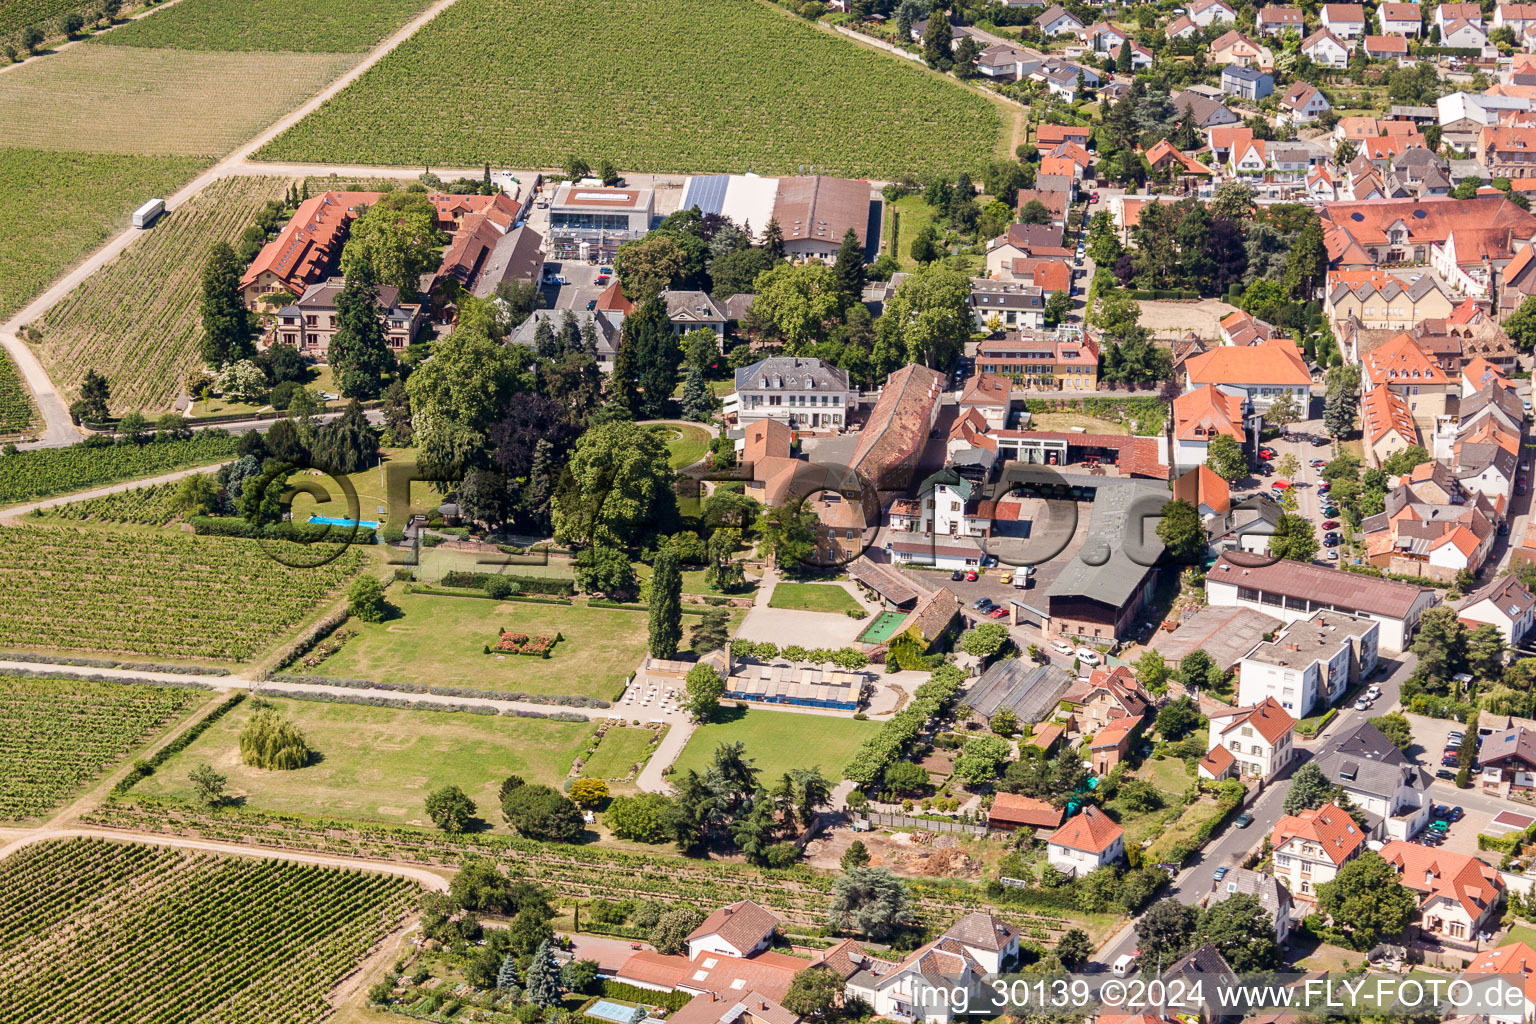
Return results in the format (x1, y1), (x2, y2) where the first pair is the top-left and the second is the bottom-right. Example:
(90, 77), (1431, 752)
(348, 576), (390, 622)
(425, 784), (476, 832)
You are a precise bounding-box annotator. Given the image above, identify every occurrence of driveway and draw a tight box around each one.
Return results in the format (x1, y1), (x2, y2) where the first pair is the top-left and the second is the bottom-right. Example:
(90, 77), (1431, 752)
(734, 576), (874, 647)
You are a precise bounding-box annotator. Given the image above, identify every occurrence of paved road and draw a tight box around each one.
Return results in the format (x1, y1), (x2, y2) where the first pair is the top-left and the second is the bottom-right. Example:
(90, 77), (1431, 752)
(0, 0), (462, 450)
(0, 462), (233, 518)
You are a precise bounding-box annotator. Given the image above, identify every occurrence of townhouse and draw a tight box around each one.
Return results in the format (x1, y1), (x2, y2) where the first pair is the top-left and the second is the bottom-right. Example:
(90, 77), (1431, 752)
(1458, 574), (1536, 645)
(1200, 697), (1297, 782)
(1271, 804), (1367, 898)
(1479, 125), (1536, 179)
(1361, 330), (1457, 428)
(1361, 384), (1419, 468)
(1325, 272), (1455, 335)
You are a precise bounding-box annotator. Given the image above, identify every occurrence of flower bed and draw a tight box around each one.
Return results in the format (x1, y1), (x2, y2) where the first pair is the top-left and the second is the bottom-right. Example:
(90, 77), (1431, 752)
(492, 630), (562, 657)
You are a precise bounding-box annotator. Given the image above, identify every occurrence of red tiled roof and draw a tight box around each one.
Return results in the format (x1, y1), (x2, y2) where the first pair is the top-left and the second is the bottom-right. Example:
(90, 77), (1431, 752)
(1270, 803), (1365, 866)
(1173, 385), (1245, 442)
(1209, 696), (1295, 745)
(1185, 337), (1310, 388)
(1199, 745), (1237, 776)
(1462, 942), (1536, 1005)
(989, 792), (1066, 829)
(596, 279), (634, 313)
(688, 900), (780, 953)
(1380, 841), (1504, 919)
(1048, 804), (1124, 854)
(850, 364), (944, 490)
(1361, 384), (1417, 446)
(1172, 464), (1233, 515)
(1365, 333), (1450, 387)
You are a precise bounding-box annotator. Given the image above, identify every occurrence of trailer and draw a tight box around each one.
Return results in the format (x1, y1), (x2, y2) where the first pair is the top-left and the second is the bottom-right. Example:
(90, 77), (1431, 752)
(132, 198), (165, 229)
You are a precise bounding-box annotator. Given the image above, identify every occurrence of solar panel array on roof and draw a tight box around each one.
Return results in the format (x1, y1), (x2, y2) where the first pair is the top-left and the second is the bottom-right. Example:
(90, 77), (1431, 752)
(680, 175), (730, 217)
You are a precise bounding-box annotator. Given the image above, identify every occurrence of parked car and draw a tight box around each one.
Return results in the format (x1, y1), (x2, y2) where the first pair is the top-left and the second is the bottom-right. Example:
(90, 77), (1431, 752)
(1354, 698), (1371, 711)
(1258, 448), (1276, 460)
(998, 573), (1013, 585)
(1324, 536), (1341, 547)
(1326, 550), (1339, 561)
(1436, 768), (1457, 780)
(1312, 437), (1331, 447)
(1322, 519), (1340, 529)
(1051, 639), (1075, 656)
(1091, 192), (1101, 203)
(951, 569), (965, 581)
(965, 570), (979, 582)
(1213, 866), (1229, 881)
(586, 299), (597, 310)
(1446, 805), (1464, 821)
(988, 606), (1010, 619)
(1075, 648), (1102, 666)
(596, 274), (610, 285)
(1442, 753), (1460, 767)
(1235, 812), (1253, 829)
(972, 597), (994, 611)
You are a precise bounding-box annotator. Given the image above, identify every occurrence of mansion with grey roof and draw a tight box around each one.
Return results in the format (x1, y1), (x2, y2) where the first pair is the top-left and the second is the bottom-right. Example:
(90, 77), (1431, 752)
(728, 357), (856, 431)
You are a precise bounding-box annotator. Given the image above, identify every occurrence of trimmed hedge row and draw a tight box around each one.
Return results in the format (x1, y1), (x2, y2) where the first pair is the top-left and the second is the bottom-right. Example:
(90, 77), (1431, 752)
(189, 515), (376, 545)
(441, 570), (575, 596)
(843, 663), (965, 786)
(404, 584), (572, 606)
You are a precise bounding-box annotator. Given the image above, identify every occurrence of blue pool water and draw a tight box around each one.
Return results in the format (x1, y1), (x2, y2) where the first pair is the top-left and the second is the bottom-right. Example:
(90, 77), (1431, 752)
(308, 515), (380, 528)
(587, 1001), (640, 1023)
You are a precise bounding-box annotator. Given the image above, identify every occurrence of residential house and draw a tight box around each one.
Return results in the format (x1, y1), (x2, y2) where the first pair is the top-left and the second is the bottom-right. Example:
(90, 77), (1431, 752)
(1441, 16), (1488, 44)
(1222, 64), (1275, 100)
(1173, 90), (1242, 129)
(1145, 139), (1215, 181)
(1046, 805), (1126, 875)
(506, 308), (619, 372)
(1437, 1), (1483, 32)
(663, 290), (730, 344)
(988, 792), (1066, 833)
(1035, 125), (1093, 148)
(1256, 6), (1306, 35)
(1270, 803), (1367, 898)
(1237, 611), (1379, 716)
(1311, 720), (1434, 840)
(1321, 195), (1536, 268)
(688, 900), (778, 960)
(1431, 224), (1524, 299)
(1458, 575), (1536, 645)
(1362, 34), (1411, 59)
(1171, 384), (1248, 474)
(1159, 945), (1240, 1024)
(612, 899), (803, 1004)
(1038, 4), (1085, 35)
(1182, 336), (1311, 412)
(1321, 3), (1367, 37)
(1302, 27), (1350, 66)
(1209, 29), (1275, 68)
(1205, 550), (1436, 652)
(272, 278), (422, 358)
(1479, 125), (1536, 179)
(1082, 21), (1127, 53)
(974, 332), (1098, 390)
(1280, 81), (1332, 123)
(984, 222), (1072, 278)
(1089, 717), (1140, 774)
(1325, 272), (1456, 335)
(1060, 665), (1152, 734)
(1361, 384), (1419, 468)
(1172, 464), (1234, 525)
(976, 43), (1034, 80)
(729, 356), (855, 431)
(1460, 942), (1536, 1024)
(1167, 14), (1200, 37)
(843, 914), (1018, 1023)
(1201, 697), (1297, 781)
(1200, 869), (1295, 943)
(958, 373), (1011, 430)
(970, 279), (1045, 330)
(1380, 841), (1505, 948)
(1002, 254), (1072, 297)
(1011, 190), (1070, 228)
(1191, 0), (1238, 26)
(1462, 355), (1511, 396)
(1495, 2), (1536, 33)
(1479, 726), (1536, 792)
(1378, 2), (1422, 34)
(1221, 309), (1279, 346)
(1362, 330), (1457, 428)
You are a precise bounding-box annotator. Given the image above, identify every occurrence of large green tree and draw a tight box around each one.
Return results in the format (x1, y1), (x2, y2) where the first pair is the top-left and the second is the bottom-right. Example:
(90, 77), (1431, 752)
(552, 420), (676, 550)
(1283, 762), (1335, 814)
(340, 191), (445, 299)
(1268, 513), (1319, 562)
(622, 296), (680, 419)
(648, 548), (683, 659)
(200, 242), (256, 366)
(1198, 893), (1281, 971)
(1315, 852), (1419, 950)
(1135, 898), (1198, 969)
(1157, 499), (1205, 563)
(873, 263), (972, 370)
(1205, 433), (1248, 483)
(405, 313), (532, 477)
(328, 264), (396, 400)
(828, 867), (917, 940)
(745, 262), (845, 351)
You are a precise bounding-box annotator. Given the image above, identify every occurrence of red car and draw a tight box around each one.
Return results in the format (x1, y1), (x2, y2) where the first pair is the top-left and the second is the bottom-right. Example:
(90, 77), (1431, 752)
(1258, 448), (1276, 460)
(965, 570), (978, 582)
(1090, 192), (1100, 202)
(1322, 519), (1340, 529)
(596, 274), (610, 284)
(988, 607), (1009, 619)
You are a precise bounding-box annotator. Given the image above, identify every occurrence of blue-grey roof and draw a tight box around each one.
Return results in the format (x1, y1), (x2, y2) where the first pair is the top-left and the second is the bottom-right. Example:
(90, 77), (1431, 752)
(678, 175), (730, 217)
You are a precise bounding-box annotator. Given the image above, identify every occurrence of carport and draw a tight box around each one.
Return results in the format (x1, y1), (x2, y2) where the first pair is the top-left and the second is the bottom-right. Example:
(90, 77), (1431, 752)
(1010, 597), (1048, 628)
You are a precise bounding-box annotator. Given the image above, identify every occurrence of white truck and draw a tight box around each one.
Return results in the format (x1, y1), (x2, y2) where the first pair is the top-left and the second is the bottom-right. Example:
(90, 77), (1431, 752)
(132, 198), (165, 229)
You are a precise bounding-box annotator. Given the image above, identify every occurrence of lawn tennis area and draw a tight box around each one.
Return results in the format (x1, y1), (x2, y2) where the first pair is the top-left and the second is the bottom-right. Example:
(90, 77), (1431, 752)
(134, 695), (592, 831)
(311, 590), (649, 699)
(669, 707), (881, 782)
(768, 583), (861, 615)
(857, 610), (906, 644)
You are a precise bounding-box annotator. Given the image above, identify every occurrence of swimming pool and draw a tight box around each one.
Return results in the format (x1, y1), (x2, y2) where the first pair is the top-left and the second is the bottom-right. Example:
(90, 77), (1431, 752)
(587, 1000), (642, 1024)
(307, 515), (380, 529)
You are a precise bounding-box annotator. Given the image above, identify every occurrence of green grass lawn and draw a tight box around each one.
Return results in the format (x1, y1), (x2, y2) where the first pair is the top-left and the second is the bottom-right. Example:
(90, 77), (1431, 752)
(134, 695), (593, 832)
(1506, 924), (1536, 947)
(313, 589), (651, 699)
(414, 547), (577, 581)
(284, 447), (447, 527)
(635, 560), (757, 598)
(581, 726), (663, 780)
(768, 582), (861, 615)
(886, 194), (985, 275)
(658, 423), (712, 469)
(1140, 755), (1194, 798)
(669, 707), (882, 782)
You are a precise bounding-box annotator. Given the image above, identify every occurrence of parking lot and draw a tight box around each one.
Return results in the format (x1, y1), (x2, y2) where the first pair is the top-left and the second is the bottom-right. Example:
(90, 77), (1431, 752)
(540, 260), (608, 312)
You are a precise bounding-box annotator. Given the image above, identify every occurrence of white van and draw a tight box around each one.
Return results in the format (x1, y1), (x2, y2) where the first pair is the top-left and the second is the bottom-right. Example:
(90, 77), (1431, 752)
(1075, 648), (1102, 666)
(1112, 954), (1137, 976)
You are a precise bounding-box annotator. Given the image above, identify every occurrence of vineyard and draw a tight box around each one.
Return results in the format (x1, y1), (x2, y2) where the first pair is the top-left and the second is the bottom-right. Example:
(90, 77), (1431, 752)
(0, 675), (205, 821)
(254, 0), (1001, 177)
(0, 147), (203, 322)
(0, 46), (352, 157)
(47, 481), (178, 524)
(0, 432), (238, 506)
(99, 0), (432, 52)
(40, 176), (290, 412)
(0, 349), (36, 438)
(0, 837), (419, 1024)
(0, 525), (365, 660)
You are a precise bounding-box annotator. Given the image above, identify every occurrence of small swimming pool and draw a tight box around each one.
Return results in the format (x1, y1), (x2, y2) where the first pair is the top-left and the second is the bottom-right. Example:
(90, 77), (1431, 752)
(587, 1000), (641, 1024)
(307, 515), (380, 529)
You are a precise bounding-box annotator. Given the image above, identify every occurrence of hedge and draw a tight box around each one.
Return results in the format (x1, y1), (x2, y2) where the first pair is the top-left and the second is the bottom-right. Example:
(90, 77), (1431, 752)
(843, 664), (965, 786)
(1127, 289), (1202, 300)
(404, 584), (571, 606)
(113, 692), (246, 794)
(189, 515), (376, 545)
(441, 570), (575, 596)
(599, 982), (693, 1011)
(1339, 563), (1448, 590)
(0, 651), (229, 676)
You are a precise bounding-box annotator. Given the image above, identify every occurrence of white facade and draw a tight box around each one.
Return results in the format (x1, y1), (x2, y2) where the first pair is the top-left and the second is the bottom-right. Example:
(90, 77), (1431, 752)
(1237, 613), (1379, 717)
(1303, 33), (1350, 66)
(1205, 567), (1428, 653)
(1046, 833), (1124, 874)
(1206, 710), (1295, 780)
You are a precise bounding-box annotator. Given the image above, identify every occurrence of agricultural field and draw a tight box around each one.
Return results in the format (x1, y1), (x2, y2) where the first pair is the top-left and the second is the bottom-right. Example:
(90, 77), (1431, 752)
(0, 45), (352, 157)
(312, 589), (652, 699)
(0, 525), (365, 660)
(669, 707), (882, 782)
(0, 349), (36, 438)
(135, 695), (592, 830)
(99, 0), (431, 51)
(44, 481), (179, 524)
(0, 432), (239, 506)
(254, 0), (1001, 177)
(0, 147), (203, 322)
(0, 837), (419, 1024)
(38, 176), (291, 412)
(0, 675), (206, 821)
